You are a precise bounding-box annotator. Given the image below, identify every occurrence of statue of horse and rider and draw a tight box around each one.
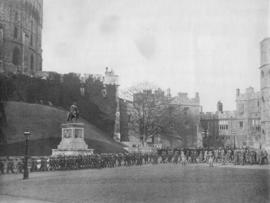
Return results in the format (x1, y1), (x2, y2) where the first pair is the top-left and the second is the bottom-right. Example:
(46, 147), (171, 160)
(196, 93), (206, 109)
(67, 102), (80, 122)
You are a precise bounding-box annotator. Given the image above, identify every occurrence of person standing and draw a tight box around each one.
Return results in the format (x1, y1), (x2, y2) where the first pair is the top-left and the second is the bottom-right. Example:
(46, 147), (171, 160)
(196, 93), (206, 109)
(208, 151), (214, 167)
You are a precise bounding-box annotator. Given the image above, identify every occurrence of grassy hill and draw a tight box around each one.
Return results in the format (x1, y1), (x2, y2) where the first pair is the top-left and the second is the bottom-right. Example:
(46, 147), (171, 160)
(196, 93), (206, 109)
(0, 101), (125, 155)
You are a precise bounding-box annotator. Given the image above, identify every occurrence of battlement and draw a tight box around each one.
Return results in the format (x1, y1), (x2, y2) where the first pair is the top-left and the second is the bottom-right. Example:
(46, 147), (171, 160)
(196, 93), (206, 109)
(200, 112), (218, 120)
(172, 92), (200, 106)
(217, 111), (236, 119)
(104, 67), (119, 85)
(236, 87), (260, 101)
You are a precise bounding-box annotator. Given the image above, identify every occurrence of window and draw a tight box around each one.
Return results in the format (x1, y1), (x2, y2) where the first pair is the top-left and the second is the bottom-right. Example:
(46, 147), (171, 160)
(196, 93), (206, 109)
(0, 29), (3, 42)
(101, 88), (107, 97)
(30, 54), (34, 71)
(239, 121), (243, 128)
(30, 21), (33, 46)
(30, 34), (33, 46)
(183, 107), (189, 115)
(14, 27), (18, 39)
(15, 11), (18, 21)
(12, 47), (20, 65)
(261, 70), (264, 78)
(239, 104), (244, 115)
(0, 24), (3, 42)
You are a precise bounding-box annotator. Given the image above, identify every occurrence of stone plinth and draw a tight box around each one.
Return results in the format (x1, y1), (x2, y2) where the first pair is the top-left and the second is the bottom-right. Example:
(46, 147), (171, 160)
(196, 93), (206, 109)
(52, 123), (94, 156)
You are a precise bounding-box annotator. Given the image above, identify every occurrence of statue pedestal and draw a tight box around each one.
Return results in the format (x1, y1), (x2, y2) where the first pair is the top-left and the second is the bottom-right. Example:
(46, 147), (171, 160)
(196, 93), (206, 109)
(51, 123), (94, 156)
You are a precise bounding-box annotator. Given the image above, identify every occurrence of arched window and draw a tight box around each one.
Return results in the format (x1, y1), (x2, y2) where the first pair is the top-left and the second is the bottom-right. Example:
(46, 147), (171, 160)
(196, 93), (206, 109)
(14, 27), (18, 39)
(261, 70), (264, 78)
(30, 34), (33, 46)
(12, 47), (20, 65)
(30, 54), (34, 71)
(15, 11), (18, 21)
(30, 21), (33, 46)
(0, 24), (3, 42)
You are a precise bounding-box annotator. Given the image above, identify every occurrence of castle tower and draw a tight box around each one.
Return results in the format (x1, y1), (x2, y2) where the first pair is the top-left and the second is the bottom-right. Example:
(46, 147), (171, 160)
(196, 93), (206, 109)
(104, 67), (121, 141)
(260, 38), (270, 150)
(0, 0), (43, 75)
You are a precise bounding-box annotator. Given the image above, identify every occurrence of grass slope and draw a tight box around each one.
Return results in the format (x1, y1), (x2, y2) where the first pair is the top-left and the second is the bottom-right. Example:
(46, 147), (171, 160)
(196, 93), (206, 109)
(0, 101), (124, 155)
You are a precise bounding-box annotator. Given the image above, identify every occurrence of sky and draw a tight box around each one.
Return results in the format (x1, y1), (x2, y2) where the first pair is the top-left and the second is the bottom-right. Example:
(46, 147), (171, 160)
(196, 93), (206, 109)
(42, 0), (269, 112)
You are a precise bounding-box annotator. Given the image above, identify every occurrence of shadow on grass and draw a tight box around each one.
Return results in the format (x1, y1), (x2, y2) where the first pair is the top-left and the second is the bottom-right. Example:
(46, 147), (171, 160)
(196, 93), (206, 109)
(0, 138), (125, 156)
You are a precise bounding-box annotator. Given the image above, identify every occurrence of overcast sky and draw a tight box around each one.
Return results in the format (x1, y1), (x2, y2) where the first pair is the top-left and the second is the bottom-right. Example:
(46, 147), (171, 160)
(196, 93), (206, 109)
(42, 0), (269, 112)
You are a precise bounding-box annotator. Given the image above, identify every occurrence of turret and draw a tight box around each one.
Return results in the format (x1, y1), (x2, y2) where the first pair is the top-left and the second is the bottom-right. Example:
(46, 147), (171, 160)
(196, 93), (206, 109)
(260, 38), (270, 150)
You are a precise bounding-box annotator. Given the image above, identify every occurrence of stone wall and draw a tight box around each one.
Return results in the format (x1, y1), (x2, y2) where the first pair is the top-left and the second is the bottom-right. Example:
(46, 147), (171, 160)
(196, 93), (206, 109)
(0, 0), (42, 75)
(260, 38), (270, 150)
(200, 112), (220, 148)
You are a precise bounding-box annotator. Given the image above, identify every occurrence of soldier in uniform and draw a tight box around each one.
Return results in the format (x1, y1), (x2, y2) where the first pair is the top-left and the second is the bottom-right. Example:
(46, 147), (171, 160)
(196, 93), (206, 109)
(239, 149), (244, 165)
(262, 150), (268, 165)
(31, 158), (38, 172)
(7, 157), (15, 174)
(208, 151), (214, 167)
(181, 151), (187, 166)
(204, 150), (208, 163)
(173, 151), (179, 164)
(221, 149), (226, 165)
(0, 158), (4, 174)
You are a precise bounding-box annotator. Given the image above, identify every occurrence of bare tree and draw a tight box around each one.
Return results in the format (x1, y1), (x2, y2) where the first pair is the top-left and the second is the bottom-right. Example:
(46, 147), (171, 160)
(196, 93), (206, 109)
(124, 85), (177, 146)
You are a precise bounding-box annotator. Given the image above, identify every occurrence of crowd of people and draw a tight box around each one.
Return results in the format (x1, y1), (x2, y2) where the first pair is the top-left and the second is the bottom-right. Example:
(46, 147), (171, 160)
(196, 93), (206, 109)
(0, 147), (269, 174)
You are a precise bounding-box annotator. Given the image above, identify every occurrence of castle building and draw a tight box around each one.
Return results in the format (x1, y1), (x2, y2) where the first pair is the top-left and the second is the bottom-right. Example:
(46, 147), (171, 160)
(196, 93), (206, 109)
(200, 38), (270, 150)
(235, 87), (261, 148)
(103, 67), (121, 141)
(202, 88), (262, 149)
(0, 0), (43, 75)
(171, 92), (201, 147)
(260, 38), (270, 151)
(200, 112), (219, 147)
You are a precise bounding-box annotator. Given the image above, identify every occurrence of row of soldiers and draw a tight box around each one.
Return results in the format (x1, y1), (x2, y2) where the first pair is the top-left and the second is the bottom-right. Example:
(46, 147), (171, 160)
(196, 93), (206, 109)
(0, 148), (269, 174)
(0, 153), (153, 173)
(158, 147), (269, 165)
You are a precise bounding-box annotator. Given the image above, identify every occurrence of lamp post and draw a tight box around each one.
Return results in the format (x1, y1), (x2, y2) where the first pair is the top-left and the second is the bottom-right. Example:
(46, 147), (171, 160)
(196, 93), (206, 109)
(23, 130), (31, 179)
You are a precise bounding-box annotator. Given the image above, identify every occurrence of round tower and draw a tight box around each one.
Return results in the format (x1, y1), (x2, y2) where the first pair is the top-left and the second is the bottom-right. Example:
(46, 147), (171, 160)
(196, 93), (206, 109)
(0, 0), (43, 75)
(260, 38), (270, 150)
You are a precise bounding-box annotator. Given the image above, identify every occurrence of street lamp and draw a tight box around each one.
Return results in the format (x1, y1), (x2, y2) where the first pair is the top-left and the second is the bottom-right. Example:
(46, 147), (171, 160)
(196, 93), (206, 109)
(23, 130), (31, 179)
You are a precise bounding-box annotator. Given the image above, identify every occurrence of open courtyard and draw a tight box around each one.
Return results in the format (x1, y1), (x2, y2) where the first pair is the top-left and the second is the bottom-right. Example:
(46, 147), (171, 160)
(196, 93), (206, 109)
(0, 164), (269, 203)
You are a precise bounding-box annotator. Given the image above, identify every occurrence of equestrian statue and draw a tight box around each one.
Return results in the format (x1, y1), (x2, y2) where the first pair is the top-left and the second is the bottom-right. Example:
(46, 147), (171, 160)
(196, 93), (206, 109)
(67, 102), (80, 122)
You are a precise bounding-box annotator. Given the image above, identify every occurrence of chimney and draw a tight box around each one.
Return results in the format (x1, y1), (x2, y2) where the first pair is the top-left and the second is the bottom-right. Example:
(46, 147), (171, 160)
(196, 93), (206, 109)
(236, 88), (240, 97)
(166, 88), (171, 97)
(217, 101), (223, 113)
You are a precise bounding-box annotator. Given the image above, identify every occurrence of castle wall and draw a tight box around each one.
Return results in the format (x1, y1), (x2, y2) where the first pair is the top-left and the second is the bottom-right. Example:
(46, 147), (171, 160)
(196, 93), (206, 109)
(235, 87), (261, 148)
(0, 0), (42, 75)
(260, 38), (270, 150)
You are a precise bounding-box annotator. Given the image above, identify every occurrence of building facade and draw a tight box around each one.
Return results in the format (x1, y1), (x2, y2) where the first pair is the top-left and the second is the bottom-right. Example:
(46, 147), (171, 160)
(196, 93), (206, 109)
(171, 92), (201, 147)
(200, 112), (220, 148)
(235, 87), (261, 148)
(0, 0), (43, 75)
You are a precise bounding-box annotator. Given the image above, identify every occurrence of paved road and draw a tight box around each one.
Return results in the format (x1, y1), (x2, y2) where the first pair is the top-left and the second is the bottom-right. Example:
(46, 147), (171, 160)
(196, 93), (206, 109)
(0, 164), (269, 203)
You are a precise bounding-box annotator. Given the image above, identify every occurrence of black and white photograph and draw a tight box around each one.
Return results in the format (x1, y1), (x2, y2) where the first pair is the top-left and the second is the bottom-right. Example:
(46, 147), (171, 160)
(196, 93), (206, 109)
(0, 0), (269, 202)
